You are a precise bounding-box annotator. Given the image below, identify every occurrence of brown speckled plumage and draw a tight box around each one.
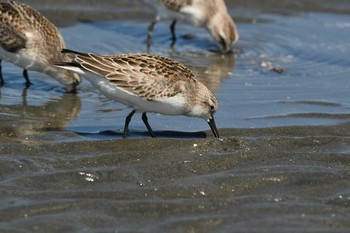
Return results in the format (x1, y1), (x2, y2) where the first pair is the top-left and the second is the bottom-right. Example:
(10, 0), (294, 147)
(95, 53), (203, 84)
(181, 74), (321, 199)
(73, 52), (200, 101)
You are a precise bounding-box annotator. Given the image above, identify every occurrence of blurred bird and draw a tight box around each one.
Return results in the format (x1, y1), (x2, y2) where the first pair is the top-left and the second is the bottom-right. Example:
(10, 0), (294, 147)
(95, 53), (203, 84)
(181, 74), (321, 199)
(144, 0), (239, 53)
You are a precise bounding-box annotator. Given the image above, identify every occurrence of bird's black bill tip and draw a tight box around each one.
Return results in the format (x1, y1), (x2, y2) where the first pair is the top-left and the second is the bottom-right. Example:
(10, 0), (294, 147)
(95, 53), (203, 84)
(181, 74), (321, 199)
(207, 117), (219, 138)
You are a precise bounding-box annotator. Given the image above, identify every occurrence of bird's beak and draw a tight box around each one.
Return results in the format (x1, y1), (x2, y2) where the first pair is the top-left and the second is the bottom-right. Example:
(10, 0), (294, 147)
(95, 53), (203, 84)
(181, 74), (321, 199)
(207, 115), (219, 138)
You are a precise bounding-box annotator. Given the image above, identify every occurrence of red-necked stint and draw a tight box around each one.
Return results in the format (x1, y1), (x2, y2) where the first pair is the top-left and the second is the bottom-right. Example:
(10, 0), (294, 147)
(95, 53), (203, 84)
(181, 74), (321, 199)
(0, 1), (81, 91)
(144, 0), (239, 53)
(55, 49), (220, 138)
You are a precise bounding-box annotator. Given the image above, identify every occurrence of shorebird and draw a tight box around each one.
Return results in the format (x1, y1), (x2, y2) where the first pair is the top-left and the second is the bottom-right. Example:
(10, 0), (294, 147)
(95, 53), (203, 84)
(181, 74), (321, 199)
(144, 0), (239, 53)
(55, 49), (220, 138)
(0, 1), (81, 91)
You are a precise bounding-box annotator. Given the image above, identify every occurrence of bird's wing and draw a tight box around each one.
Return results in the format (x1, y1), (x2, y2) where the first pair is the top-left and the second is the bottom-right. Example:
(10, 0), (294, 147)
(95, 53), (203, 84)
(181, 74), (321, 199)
(8, 1), (65, 48)
(70, 52), (197, 101)
(0, 2), (27, 52)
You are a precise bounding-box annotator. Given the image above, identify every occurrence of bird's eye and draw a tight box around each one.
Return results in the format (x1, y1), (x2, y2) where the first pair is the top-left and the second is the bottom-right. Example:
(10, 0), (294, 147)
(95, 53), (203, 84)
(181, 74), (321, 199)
(210, 105), (215, 110)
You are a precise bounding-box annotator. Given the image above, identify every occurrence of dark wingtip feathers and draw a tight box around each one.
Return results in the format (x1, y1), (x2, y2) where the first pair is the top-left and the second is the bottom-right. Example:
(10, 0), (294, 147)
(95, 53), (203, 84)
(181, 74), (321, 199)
(61, 48), (89, 56)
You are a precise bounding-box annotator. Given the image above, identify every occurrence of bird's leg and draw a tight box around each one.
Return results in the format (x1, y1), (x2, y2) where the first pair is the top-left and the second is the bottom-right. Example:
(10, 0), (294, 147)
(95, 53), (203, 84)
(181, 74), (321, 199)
(22, 69), (32, 87)
(142, 112), (156, 138)
(170, 20), (177, 48)
(147, 17), (159, 48)
(0, 60), (4, 86)
(70, 79), (79, 93)
(123, 110), (137, 138)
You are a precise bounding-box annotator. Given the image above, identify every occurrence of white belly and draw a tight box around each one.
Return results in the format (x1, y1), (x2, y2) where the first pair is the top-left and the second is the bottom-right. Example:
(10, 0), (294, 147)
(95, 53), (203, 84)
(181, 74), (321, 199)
(84, 72), (187, 116)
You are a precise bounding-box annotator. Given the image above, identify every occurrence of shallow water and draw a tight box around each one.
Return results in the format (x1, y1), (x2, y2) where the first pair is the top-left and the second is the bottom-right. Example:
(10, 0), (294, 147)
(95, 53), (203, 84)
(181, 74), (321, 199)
(1, 0), (350, 232)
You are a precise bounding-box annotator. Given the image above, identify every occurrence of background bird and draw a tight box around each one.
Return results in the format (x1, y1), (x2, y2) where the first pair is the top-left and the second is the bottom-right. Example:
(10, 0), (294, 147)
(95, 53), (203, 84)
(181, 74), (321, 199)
(0, 1), (81, 91)
(143, 0), (239, 53)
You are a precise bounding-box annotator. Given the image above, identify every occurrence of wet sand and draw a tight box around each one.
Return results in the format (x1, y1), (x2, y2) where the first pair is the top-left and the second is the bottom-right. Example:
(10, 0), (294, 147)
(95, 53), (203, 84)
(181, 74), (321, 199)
(1, 0), (350, 232)
(1, 124), (350, 232)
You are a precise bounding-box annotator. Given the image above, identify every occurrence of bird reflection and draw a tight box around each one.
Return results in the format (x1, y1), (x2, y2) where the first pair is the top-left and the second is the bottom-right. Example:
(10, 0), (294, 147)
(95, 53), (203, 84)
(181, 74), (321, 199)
(0, 87), (81, 142)
(168, 51), (236, 91)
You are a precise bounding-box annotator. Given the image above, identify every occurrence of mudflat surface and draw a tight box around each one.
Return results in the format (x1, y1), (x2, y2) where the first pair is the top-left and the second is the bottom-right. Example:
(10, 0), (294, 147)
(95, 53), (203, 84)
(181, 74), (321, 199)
(1, 0), (350, 232)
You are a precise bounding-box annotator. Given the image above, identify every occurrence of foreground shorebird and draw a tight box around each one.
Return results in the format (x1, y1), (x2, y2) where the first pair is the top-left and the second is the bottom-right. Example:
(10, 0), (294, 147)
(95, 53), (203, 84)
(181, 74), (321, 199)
(55, 49), (220, 138)
(0, 1), (81, 91)
(143, 0), (239, 53)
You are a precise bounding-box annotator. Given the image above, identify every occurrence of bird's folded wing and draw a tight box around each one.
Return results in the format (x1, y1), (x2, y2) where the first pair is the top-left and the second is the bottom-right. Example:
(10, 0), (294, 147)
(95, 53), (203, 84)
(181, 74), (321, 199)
(8, 1), (64, 47)
(75, 53), (185, 101)
(0, 3), (27, 52)
(106, 72), (181, 101)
